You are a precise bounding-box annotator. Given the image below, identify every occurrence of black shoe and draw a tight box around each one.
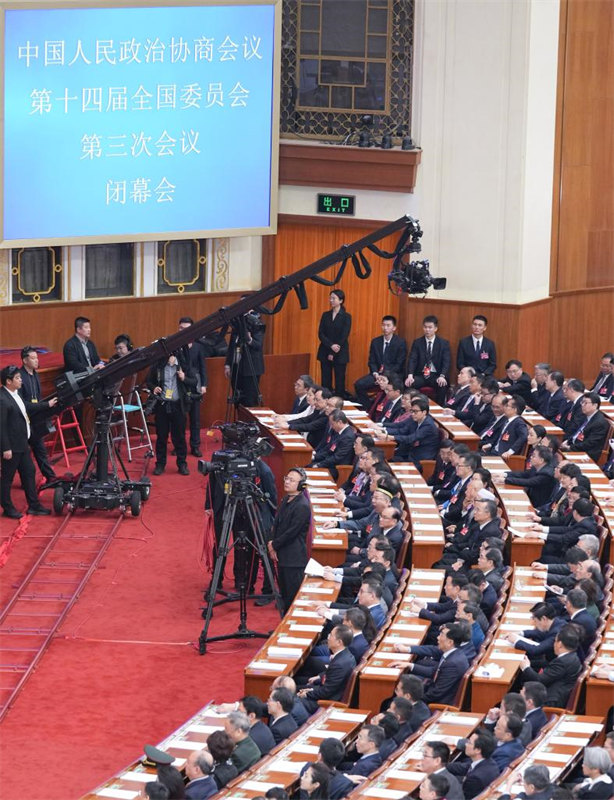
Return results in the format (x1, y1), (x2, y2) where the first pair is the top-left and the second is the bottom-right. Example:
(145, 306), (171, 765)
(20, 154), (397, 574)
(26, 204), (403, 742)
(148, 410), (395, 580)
(27, 505), (51, 516)
(255, 595), (274, 606)
(2, 508), (23, 519)
(178, 463), (190, 476)
(153, 464), (165, 475)
(191, 448), (203, 457)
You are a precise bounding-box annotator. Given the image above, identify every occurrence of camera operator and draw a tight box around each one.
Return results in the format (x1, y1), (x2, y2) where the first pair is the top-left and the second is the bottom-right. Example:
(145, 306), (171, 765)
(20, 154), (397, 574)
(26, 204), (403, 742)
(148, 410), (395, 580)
(268, 468), (311, 613)
(147, 351), (197, 476)
(224, 309), (265, 407)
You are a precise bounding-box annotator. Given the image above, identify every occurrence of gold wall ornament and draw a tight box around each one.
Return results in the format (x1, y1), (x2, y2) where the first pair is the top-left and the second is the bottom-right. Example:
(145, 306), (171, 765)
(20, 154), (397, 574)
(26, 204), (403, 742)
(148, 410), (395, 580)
(12, 247), (62, 302)
(213, 238), (230, 291)
(157, 239), (205, 292)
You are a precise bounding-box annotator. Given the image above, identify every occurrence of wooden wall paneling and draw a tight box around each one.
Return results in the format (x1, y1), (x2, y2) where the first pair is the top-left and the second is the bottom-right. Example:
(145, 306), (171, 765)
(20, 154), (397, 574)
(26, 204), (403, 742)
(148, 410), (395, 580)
(0, 292), (248, 359)
(268, 220), (403, 389)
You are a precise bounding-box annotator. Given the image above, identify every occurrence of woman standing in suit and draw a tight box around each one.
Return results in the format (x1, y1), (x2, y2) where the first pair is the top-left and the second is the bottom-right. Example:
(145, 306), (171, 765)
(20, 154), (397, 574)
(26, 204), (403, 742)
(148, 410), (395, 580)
(317, 289), (352, 397)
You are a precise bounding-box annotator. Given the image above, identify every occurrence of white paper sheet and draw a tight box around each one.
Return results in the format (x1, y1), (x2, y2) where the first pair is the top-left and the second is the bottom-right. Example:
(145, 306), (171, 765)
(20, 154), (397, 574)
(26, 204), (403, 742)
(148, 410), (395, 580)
(167, 739), (213, 750)
(96, 790), (139, 800)
(277, 636), (313, 646)
(240, 781), (279, 791)
(307, 729), (345, 739)
(558, 722), (603, 733)
(363, 789), (407, 799)
(387, 769), (425, 781)
(120, 772), (158, 784)
(267, 759), (305, 773)
(268, 646), (304, 657)
(329, 710), (368, 722)
(550, 736), (590, 746)
(289, 624), (323, 632)
(313, 538), (344, 545)
(249, 661), (287, 671)
(362, 666), (401, 676)
(293, 743), (320, 754)
(187, 724), (223, 734)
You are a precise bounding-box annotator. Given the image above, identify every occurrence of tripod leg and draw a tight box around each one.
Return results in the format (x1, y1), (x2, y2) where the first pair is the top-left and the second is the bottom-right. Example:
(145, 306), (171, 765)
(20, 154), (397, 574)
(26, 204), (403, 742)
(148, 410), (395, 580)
(199, 498), (237, 653)
(244, 497), (284, 618)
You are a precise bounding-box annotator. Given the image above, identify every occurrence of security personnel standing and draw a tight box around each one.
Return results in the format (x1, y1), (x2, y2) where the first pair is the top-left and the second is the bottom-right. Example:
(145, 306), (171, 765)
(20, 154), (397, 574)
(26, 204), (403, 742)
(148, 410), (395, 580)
(18, 346), (56, 483)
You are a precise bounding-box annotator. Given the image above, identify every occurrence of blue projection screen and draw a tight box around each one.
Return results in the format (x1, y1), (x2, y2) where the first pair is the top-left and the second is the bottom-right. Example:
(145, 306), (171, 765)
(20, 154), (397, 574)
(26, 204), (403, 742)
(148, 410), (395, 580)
(1, 1), (280, 246)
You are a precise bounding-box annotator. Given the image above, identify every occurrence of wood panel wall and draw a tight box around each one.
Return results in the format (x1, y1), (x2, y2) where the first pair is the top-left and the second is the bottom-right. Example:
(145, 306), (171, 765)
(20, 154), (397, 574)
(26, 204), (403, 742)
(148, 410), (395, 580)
(552, 0), (614, 292)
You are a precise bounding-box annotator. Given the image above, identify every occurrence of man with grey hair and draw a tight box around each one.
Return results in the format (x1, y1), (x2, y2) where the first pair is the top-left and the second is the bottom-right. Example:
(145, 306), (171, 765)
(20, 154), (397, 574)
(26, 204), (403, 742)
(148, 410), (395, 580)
(511, 764), (552, 800)
(529, 363), (551, 414)
(185, 749), (217, 800)
(578, 533), (601, 558)
(224, 711), (261, 773)
(272, 674), (309, 726)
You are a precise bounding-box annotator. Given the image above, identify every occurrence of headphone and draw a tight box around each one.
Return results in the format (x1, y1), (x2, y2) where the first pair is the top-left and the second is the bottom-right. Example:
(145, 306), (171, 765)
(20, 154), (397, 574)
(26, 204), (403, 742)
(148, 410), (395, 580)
(291, 467), (308, 491)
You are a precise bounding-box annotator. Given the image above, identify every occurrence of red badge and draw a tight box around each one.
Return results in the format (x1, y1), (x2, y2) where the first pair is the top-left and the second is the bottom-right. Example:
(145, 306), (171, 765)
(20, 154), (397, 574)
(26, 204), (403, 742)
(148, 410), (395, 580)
(423, 366), (431, 377)
(576, 432), (584, 442)
(502, 432), (510, 441)
(480, 352), (488, 359)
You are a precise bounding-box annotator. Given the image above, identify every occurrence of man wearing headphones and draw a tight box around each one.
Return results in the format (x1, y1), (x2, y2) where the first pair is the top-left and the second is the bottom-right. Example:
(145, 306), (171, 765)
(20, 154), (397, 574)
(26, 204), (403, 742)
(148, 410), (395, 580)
(268, 468), (312, 612)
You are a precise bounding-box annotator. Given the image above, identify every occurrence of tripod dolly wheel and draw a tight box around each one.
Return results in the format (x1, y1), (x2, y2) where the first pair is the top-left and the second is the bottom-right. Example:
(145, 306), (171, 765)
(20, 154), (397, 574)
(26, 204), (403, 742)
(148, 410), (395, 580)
(53, 486), (65, 515)
(129, 490), (141, 517)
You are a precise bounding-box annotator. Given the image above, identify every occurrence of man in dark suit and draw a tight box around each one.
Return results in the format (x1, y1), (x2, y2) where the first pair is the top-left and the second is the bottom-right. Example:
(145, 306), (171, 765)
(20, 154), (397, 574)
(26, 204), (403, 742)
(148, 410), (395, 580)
(447, 728), (500, 799)
(536, 497), (597, 557)
(185, 750), (218, 800)
(423, 622), (470, 704)
(286, 387), (331, 448)
(63, 316), (104, 373)
(590, 352), (614, 399)
(1, 366), (57, 518)
(564, 587), (597, 658)
(456, 314), (497, 375)
(224, 310), (265, 407)
(446, 367), (475, 411)
(387, 394), (440, 465)
(373, 378), (405, 424)
(354, 315), (407, 410)
(309, 410), (356, 480)
(479, 392), (508, 452)
(18, 346), (56, 482)
(504, 602), (566, 666)
(542, 370), (566, 421)
(489, 395), (528, 457)
(520, 682), (548, 740)
(178, 317), (208, 457)
(290, 375), (314, 414)
(492, 713), (525, 770)
(405, 315), (452, 404)
(519, 624), (583, 708)
(267, 687), (299, 744)
(561, 392), (610, 462)
(239, 696), (276, 756)
(528, 363), (551, 414)
(556, 378), (586, 435)
(498, 360), (532, 405)
(343, 725), (384, 778)
(501, 445), (557, 508)
(146, 350), (197, 475)
(269, 468), (311, 613)
(471, 377), (499, 434)
(297, 625), (356, 713)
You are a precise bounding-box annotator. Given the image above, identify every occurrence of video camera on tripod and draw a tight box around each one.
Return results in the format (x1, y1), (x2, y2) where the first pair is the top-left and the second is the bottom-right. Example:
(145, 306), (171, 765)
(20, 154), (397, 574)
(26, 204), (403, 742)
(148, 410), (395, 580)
(197, 422), (274, 482)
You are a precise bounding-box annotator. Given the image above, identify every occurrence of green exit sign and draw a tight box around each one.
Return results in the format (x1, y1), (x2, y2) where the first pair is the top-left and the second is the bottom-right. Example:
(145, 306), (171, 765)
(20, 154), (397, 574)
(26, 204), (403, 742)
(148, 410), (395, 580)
(317, 193), (356, 216)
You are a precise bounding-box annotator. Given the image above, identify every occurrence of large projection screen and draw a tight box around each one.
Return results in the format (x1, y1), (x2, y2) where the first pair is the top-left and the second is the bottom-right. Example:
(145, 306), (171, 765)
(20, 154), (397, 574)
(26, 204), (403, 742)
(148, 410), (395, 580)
(0, 0), (281, 247)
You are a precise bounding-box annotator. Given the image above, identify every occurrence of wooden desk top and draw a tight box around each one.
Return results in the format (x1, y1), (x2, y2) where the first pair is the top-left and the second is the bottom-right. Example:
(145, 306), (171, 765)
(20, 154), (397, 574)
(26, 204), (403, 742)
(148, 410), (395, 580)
(564, 453), (614, 533)
(389, 463), (445, 553)
(488, 714), (605, 798)
(522, 409), (566, 437)
(428, 401), (481, 449)
(217, 706), (370, 798)
(81, 704), (228, 799)
(352, 711), (485, 800)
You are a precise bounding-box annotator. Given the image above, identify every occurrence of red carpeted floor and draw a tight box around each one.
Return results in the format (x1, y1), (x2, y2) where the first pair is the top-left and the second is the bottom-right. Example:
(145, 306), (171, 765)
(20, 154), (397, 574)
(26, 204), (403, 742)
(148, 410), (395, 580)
(0, 438), (280, 800)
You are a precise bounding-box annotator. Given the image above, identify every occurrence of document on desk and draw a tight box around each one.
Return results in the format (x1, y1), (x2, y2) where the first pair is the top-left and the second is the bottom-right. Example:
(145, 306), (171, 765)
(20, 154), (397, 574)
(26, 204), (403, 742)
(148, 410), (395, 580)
(363, 788), (407, 799)
(293, 743), (320, 754)
(330, 710), (368, 722)
(532, 751), (570, 763)
(362, 666), (401, 676)
(268, 646), (303, 657)
(313, 538), (344, 545)
(278, 636), (313, 646)
(387, 769), (427, 781)
(187, 724), (223, 734)
(559, 721), (604, 733)
(267, 759), (305, 773)
(249, 661), (287, 671)
(289, 624), (323, 632)
(308, 728), (345, 739)
(550, 736), (590, 746)
(439, 713), (482, 725)
(167, 738), (212, 750)
(240, 781), (279, 792)
(120, 772), (158, 784)
(96, 790), (139, 800)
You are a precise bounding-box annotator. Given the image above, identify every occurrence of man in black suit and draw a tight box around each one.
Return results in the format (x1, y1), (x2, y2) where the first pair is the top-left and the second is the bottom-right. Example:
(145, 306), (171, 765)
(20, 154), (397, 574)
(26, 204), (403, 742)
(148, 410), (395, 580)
(224, 310), (265, 407)
(387, 394), (440, 465)
(405, 315), (451, 404)
(498, 360), (532, 405)
(269, 468), (311, 612)
(18, 346), (56, 483)
(500, 445), (557, 508)
(354, 315), (407, 410)
(375, 673), (431, 728)
(146, 351), (197, 475)
(239, 696), (276, 756)
(556, 378), (586, 435)
(447, 728), (500, 799)
(561, 392), (610, 462)
(528, 362), (551, 413)
(519, 623), (583, 708)
(290, 375), (314, 415)
(297, 625), (356, 713)
(590, 352), (614, 399)
(309, 409), (356, 480)
(488, 395), (528, 457)
(446, 367), (475, 411)
(185, 749), (217, 800)
(284, 386), (331, 448)
(564, 587), (597, 658)
(1, 366), (57, 518)
(267, 687), (298, 744)
(520, 682), (548, 740)
(422, 622), (470, 704)
(63, 316), (104, 374)
(504, 602), (565, 666)
(470, 377), (499, 435)
(178, 317), (208, 457)
(342, 725), (384, 779)
(542, 370), (566, 421)
(535, 497), (597, 557)
(456, 314), (497, 375)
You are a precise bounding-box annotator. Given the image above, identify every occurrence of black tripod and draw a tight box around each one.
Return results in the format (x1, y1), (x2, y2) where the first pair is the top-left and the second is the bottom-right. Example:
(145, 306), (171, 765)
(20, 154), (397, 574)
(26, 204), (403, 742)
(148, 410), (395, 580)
(198, 477), (283, 654)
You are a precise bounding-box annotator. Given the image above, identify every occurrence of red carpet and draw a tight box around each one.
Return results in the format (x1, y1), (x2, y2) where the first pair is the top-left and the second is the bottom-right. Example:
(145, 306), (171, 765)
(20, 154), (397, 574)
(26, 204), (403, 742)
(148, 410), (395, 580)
(0, 441), (281, 800)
